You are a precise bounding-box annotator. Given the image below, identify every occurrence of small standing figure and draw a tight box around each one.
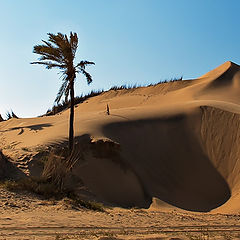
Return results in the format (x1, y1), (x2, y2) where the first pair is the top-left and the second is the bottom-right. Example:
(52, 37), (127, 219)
(106, 104), (110, 115)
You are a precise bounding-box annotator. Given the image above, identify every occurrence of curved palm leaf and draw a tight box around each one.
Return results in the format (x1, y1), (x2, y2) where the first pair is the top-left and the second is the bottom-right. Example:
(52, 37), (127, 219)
(77, 68), (93, 84)
(55, 79), (69, 103)
(76, 61), (95, 70)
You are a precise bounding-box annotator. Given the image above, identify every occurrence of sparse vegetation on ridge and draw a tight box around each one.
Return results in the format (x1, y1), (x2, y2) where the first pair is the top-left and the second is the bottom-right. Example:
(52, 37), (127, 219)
(0, 78), (183, 119)
(46, 89), (104, 116)
(4, 110), (19, 120)
(46, 77), (183, 116)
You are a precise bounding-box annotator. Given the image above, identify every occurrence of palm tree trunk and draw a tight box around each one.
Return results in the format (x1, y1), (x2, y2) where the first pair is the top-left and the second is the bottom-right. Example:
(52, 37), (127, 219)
(69, 80), (75, 154)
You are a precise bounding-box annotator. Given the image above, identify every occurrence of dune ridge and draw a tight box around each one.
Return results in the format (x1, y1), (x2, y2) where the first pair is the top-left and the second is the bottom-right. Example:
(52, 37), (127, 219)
(0, 61), (240, 213)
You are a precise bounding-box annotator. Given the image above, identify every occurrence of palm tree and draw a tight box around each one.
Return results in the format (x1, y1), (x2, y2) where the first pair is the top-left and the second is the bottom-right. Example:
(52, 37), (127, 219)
(31, 32), (95, 154)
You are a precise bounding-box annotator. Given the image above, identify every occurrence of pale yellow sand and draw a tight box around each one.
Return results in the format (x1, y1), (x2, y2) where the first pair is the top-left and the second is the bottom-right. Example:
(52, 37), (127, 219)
(0, 62), (240, 239)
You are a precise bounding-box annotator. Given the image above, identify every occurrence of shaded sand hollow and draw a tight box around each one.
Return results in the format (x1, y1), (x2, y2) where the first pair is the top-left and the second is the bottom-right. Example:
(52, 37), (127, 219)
(1, 61), (240, 216)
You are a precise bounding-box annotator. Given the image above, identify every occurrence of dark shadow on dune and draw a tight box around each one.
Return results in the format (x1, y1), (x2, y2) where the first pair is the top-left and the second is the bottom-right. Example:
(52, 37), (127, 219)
(18, 128), (24, 135)
(110, 114), (130, 120)
(206, 62), (240, 89)
(45, 134), (151, 208)
(46, 134), (91, 150)
(102, 114), (231, 212)
(0, 151), (26, 180)
(1, 123), (53, 134)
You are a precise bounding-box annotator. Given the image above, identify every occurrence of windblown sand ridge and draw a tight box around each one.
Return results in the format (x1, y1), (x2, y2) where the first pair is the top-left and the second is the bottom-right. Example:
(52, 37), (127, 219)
(0, 61), (240, 214)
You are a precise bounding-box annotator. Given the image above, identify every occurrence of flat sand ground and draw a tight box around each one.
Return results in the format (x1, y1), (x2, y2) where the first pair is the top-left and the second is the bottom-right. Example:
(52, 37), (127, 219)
(0, 187), (239, 240)
(1, 61), (240, 239)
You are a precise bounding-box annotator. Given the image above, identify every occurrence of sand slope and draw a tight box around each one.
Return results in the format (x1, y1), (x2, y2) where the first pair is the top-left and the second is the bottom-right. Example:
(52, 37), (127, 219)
(0, 61), (240, 213)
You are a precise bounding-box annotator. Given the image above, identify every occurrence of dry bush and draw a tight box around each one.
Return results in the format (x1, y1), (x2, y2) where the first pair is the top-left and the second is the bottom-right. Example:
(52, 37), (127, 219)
(1, 177), (59, 198)
(42, 151), (68, 190)
(5, 111), (12, 120)
(11, 110), (19, 118)
(46, 89), (104, 116)
(5, 110), (19, 120)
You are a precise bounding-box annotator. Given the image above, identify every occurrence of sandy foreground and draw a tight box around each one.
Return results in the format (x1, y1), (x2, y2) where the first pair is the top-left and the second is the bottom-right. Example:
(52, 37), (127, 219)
(0, 187), (240, 240)
(1, 61), (240, 239)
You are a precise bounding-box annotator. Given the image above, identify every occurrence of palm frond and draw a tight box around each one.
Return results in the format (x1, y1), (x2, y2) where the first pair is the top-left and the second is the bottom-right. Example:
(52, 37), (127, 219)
(31, 61), (65, 69)
(70, 32), (78, 58)
(33, 44), (61, 56)
(64, 84), (70, 102)
(48, 33), (66, 49)
(55, 79), (69, 103)
(76, 61), (95, 69)
(78, 68), (93, 84)
(42, 40), (54, 48)
(33, 45), (63, 63)
(47, 33), (73, 64)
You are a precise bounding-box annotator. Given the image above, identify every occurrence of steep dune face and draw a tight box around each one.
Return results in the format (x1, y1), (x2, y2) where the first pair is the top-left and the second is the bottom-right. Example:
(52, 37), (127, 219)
(199, 61), (240, 95)
(71, 137), (149, 208)
(0, 151), (8, 179)
(101, 109), (231, 212)
(211, 62), (240, 88)
(201, 106), (240, 213)
(199, 61), (238, 80)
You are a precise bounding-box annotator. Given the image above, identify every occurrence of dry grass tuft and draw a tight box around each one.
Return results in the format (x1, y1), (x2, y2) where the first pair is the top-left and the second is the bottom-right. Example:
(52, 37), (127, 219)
(5, 110), (19, 120)
(0, 146), (105, 212)
(0, 176), (104, 211)
(45, 77), (183, 116)
(0, 177), (59, 198)
(42, 151), (68, 190)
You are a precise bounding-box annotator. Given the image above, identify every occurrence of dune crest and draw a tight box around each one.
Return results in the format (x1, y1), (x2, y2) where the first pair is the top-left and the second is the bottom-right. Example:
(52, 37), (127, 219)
(198, 61), (240, 90)
(199, 61), (238, 79)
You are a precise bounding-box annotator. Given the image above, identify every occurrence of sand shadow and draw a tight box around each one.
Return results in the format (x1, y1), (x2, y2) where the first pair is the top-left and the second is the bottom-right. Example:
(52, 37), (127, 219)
(102, 114), (231, 212)
(110, 114), (130, 120)
(0, 151), (26, 180)
(1, 123), (53, 134)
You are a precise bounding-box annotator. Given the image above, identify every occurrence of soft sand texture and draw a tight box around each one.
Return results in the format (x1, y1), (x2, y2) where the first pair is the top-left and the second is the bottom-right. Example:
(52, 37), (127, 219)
(0, 61), (240, 214)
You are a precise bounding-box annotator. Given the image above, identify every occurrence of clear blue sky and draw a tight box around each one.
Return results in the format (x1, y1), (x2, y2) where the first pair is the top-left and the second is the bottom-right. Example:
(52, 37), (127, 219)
(0, 0), (239, 117)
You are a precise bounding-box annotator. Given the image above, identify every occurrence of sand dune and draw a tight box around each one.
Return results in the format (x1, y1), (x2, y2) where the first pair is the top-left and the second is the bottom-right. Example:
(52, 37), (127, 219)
(0, 61), (240, 214)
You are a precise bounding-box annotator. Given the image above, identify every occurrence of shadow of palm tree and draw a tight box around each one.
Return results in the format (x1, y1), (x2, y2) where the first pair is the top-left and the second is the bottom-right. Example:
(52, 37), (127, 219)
(1, 123), (53, 134)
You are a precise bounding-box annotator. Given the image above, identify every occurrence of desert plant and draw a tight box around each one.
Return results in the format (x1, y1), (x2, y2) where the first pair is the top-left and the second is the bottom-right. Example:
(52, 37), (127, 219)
(11, 110), (19, 119)
(5, 110), (19, 120)
(0, 177), (104, 211)
(31, 32), (95, 154)
(46, 89), (103, 116)
(1, 177), (59, 198)
(42, 151), (67, 190)
(5, 111), (12, 120)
